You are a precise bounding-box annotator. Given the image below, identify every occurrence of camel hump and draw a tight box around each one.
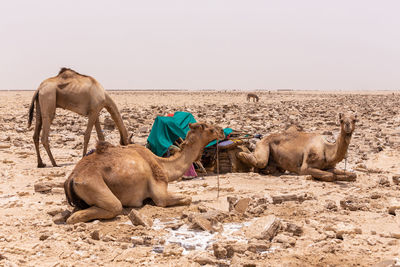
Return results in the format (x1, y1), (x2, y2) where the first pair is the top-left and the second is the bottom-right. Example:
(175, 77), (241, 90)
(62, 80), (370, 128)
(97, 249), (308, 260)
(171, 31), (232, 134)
(96, 141), (114, 154)
(58, 67), (89, 79)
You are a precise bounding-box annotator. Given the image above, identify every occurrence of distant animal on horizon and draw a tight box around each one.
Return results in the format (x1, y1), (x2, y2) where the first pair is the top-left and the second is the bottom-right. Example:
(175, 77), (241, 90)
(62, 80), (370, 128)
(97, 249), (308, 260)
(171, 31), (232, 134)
(28, 67), (132, 168)
(247, 93), (259, 102)
(238, 113), (358, 182)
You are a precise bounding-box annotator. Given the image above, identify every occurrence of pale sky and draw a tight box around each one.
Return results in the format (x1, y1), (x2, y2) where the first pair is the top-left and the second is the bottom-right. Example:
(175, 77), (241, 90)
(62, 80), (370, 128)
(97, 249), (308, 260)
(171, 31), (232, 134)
(1, 0), (399, 90)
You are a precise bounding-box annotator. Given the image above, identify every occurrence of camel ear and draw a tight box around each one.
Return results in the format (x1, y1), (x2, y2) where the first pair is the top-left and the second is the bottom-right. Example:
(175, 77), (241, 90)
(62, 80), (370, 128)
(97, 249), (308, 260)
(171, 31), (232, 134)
(354, 114), (358, 122)
(338, 113), (343, 120)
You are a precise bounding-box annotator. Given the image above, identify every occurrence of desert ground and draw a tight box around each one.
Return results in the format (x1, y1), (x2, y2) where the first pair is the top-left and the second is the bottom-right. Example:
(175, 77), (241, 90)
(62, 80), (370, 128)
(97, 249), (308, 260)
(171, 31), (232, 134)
(0, 90), (400, 267)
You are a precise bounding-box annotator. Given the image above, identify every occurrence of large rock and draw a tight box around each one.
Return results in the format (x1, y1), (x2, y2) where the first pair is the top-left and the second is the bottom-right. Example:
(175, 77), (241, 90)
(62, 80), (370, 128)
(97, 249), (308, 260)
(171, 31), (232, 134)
(128, 210), (153, 227)
(388, 200), (400, 215)
(227, 197), (251, 213)
(392, 175), (400, 185)
(332, 223), (362, 239)
(34, 182), (52, 193)
(243, 215), (281, 240)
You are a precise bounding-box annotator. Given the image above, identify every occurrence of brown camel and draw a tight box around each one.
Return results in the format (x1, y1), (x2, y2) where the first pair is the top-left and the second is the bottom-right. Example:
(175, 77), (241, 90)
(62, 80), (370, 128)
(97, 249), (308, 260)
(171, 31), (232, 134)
(238, 113), (358, 182)
(64, 122), (225, 224)
(247, 93), (259, 102)
(28, 68), (131, 168)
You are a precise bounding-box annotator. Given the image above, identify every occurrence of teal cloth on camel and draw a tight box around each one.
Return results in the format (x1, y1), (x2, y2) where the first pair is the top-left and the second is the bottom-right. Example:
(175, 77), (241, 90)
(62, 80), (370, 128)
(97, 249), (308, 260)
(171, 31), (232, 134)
(147, 111), (232, 156)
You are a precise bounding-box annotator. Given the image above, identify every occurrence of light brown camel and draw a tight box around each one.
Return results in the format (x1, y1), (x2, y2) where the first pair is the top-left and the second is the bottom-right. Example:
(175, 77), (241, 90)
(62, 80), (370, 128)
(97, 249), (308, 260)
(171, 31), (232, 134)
(247, 93), (259, 102)
(64, 122), (225, 224)
(28, 68), (131, 168)
(237, 113), (358, 182)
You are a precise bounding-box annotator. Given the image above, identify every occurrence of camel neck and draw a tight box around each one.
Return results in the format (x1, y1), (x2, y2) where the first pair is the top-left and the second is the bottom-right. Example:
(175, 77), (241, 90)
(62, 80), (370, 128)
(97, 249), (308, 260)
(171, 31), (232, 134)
(333, 129), (352, 164)
(159, 139), (205, 182)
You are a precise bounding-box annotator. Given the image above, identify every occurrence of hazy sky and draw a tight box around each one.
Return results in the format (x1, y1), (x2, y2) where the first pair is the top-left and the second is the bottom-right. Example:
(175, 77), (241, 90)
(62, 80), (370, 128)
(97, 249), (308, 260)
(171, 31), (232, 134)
(1, 0), (399, 90)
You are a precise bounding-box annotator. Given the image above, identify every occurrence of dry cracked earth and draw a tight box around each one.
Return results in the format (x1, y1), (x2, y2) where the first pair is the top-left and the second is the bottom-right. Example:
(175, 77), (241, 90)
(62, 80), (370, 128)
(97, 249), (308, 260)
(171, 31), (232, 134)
(0, 90), (400, 267)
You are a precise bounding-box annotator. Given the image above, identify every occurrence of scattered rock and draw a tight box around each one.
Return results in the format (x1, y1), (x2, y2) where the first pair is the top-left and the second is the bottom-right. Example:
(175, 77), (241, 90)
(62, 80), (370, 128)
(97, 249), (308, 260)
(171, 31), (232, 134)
(340, 197), (367, 211)
(188, 251), (217, 265)
(372, 259), (400, 267)
(333, 223), (362, 239)
(273, 233), (296, 247)
(34, 182), (52, 193)
(0, 143), (11, 149)
(163, 244), (183, 256)
(390, 232), (400, 239)
(103, 116), (115, 130)
(243, 215), (281, 240)
(213, 243), (227, 259)
(52, 210), (71, 224)
(392, 175), (400, 185)
(378, 175), (390, 186)
(127, 209), (153, 227)
(388, 200), (400, 215)
(227, 196), (251, 213)
(139, 126), (149, 133)
(191, 216), (216, 233)
(247, 240), (270, 253)
(284, 222), (303, 236)
(325, 200), (338, 211)
(39, 233), (51, 241)
(271, 193), (312, 204)
(90, 230), (100, 240)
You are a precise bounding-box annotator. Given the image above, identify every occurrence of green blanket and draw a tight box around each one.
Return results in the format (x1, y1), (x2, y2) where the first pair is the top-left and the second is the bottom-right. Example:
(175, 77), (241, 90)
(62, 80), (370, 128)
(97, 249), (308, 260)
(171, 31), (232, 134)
(147, 111), (232, 156)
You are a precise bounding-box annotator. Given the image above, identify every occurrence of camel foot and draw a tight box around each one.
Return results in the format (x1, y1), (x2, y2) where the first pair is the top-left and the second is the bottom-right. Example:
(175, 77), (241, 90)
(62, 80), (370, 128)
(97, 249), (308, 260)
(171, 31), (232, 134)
(66, 212), (85, 224)
(312, 175), (335, 182)
(37, 162), (46, 168)
(335, 173), (357, 182)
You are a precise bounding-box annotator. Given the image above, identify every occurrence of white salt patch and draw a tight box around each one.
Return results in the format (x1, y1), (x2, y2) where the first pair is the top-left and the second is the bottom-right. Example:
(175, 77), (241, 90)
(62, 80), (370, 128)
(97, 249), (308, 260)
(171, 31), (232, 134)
(151, 218), (256, 255)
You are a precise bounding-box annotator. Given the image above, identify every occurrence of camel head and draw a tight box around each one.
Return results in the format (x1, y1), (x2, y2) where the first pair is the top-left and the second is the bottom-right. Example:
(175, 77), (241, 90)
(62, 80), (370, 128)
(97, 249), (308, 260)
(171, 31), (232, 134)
(339, 113), (357, 135)
(185, 122), (225, 147)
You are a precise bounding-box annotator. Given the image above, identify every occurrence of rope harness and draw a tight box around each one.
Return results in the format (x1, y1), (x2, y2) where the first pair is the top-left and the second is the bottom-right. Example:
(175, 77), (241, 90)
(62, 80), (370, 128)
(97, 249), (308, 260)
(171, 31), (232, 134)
(216, 139), (220, 198)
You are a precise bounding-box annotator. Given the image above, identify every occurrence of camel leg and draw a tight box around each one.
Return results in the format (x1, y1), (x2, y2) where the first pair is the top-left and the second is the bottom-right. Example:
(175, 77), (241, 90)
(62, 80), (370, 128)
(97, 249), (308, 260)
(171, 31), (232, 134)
(237, 140), (269, 169)
(33, 101), (45, 168)
(303, 168), (335, 182)
(39, 91), (57, 167)
(66, 179), (123, 224)
(82, 113), (98, 157)
(94, 118), (105, 141)
(41, 116), (58, 167)
(150, 182), (191, 207)
(330, 168), (357, 181)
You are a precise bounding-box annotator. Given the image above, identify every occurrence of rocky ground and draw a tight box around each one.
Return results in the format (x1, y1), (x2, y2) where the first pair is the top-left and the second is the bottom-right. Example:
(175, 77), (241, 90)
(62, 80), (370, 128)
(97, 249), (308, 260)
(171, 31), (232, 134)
(0, 90), (399, 267)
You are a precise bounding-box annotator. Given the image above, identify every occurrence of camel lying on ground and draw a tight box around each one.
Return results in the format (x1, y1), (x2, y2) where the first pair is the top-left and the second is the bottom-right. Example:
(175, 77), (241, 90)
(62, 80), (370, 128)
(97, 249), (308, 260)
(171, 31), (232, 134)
(247, 93), (259, 102)
(64, 122), (225, 224)
(28, 68), (131, 168)
(238, 113), (358, 182)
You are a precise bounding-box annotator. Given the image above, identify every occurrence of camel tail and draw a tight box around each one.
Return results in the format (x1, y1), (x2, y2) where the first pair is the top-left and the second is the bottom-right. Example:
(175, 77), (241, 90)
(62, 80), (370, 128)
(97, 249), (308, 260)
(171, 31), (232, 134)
(28, 90), (39, 128)
(104, 93), (130, 145)
(64, 176), (90, 210)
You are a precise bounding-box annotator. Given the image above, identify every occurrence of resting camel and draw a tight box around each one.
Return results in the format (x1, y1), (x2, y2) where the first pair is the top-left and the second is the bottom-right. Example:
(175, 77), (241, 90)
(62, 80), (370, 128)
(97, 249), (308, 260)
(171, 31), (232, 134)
(247, 93), (259, 102)
(64, 122), (225, 224)
(28, 68), (131, 168)
(238, 113), (358, 182)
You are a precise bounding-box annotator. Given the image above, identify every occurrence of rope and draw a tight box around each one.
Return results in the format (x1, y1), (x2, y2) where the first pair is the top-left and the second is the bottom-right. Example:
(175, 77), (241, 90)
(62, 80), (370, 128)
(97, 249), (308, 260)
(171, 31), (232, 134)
(216, 139), (220, 198)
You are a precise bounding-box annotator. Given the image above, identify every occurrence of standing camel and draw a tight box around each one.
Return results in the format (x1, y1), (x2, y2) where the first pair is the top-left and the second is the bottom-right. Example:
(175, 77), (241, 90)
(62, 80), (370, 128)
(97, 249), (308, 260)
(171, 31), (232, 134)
(28, 68), (131, 168)
(64, 122), (225, 224)
(247, 93), (259, 102)
(237, 113), (358, 182)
